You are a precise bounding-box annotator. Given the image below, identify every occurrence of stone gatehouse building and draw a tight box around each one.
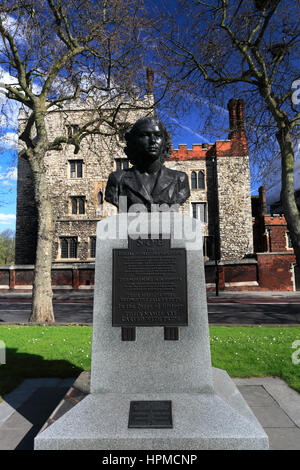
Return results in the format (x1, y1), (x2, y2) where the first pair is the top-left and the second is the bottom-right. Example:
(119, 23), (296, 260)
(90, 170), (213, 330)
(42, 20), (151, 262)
(15, 92), (253, 267)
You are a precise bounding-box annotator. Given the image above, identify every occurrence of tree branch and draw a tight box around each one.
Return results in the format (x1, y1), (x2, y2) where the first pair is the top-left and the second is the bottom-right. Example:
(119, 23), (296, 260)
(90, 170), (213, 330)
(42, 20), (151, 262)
(0, 83), (32, 106)
(19, 110), (35, 149)
(47, 0), (77, 49)
(0, 16), (35, 100)
(220, 0), (263, 80)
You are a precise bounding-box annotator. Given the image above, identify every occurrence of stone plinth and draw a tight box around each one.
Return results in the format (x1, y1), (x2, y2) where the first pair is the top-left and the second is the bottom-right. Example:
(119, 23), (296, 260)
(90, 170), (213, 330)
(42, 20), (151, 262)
(35, 213), (268, 450)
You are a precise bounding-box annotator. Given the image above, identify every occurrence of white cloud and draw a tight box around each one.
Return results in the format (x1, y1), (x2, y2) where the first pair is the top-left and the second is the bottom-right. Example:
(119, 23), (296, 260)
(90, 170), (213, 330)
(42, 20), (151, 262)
(0, 132), (18, 150)
(0, 103), (20, 129)
(0, 71), (21, 127)
(0, 67), (19, 104)
(5, 166), (17, 180)
(0, 14), (26, 44)
(0, 166), (18, 181)
(0, 213), (16, 225)
(170, 117), (211, 143)
(0, 67), (18, 86)
(195, 96), (228, 116)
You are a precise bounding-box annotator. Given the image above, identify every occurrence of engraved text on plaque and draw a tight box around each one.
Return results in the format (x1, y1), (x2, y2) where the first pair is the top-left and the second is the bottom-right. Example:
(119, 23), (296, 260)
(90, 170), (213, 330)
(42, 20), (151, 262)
(112, 237), (188, 327)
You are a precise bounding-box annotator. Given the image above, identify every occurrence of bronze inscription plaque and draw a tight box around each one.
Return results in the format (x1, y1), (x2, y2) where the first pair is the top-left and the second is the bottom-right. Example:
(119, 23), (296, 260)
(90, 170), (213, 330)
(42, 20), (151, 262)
(112, 236), (188, 327)
(128, 401), (173, 428)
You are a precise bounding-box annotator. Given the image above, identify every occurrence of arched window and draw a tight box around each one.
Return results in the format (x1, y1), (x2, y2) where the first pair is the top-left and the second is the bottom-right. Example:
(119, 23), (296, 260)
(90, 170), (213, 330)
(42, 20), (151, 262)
(78, 197), (85, 214)
(191, 170), (205, 190)
(98, 191), (103, 206)
(61, 238), (68, 258)
(198, 171), (205, 189)
(191, 171), (197, 189)
(71, 196), (86, 214)
(115, 158), (129, 170)
(60, 237), (78, 259)
(69, 238), (78, 257)
(71, 198), (77, 214)
(191, 202), (207, 222)
(69, 160), (83, 178)
(90, 236), (96, 258)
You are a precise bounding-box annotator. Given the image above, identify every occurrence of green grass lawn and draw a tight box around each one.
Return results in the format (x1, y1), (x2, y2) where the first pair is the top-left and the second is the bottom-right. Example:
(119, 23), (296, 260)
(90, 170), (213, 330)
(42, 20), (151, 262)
(210, 326), (300, 392)
(0, 325), (299, 400)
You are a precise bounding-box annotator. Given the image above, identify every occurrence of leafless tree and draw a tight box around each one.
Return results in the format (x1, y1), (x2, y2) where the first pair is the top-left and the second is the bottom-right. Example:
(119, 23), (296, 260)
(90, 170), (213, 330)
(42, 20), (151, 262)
(0, 0), (155, 322)
(151, 0), (300, 265)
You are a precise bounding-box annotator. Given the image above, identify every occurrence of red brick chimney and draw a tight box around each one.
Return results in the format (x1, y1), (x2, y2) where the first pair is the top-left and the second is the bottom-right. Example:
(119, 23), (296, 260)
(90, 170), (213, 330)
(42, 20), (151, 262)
(146, 67), (154, 94)
(259, 186), (267, 216)
(227, 98), (248, 155)
(228, 98), (246, 140)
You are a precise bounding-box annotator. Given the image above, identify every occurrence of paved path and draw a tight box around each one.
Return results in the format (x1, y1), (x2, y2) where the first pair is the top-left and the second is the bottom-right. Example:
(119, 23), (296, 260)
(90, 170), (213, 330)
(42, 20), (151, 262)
(0, 376), (299, 450)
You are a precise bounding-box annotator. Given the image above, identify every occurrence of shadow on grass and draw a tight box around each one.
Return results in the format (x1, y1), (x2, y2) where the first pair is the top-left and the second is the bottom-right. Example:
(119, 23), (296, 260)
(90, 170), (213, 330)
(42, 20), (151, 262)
(0, 348), (84, 450)
(0, 348), (83, 397)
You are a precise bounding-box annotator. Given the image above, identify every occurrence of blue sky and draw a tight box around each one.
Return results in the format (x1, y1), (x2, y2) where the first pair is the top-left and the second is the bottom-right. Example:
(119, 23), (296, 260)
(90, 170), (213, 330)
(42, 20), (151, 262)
(0, 145), (17, 234)
(0, 83), (19, 234)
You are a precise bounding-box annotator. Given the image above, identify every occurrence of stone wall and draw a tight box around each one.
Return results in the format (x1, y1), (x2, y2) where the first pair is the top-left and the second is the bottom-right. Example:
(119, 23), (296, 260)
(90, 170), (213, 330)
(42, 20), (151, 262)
(15, 156), (38, 264)
(213, 99), (254, 261)
(165, 154), (213, 238)
(216, 154), (253, 260)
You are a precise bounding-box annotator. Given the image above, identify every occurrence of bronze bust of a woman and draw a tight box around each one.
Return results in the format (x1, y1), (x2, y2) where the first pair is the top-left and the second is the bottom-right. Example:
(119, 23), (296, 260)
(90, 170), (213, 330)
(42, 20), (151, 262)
(105, 117), (190, 211)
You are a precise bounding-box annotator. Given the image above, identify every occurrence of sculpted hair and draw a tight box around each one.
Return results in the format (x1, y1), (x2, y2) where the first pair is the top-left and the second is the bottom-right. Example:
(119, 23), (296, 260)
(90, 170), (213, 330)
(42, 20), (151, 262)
(124, 117), (172, 165)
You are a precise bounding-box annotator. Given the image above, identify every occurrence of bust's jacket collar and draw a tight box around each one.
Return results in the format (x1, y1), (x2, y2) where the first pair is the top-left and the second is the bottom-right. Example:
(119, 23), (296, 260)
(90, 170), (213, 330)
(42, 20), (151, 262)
(122, 165), (174, 204)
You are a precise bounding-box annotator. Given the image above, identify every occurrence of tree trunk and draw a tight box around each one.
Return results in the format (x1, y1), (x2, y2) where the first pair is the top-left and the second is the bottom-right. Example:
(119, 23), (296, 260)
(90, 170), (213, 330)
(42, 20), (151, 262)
(28, 154), (55, 323)
(277, 128), (300, 267)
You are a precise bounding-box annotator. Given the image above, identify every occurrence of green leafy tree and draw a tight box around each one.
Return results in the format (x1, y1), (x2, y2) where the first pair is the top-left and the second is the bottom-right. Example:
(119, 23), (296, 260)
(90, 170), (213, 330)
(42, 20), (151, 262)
(0, 229), (15, 265)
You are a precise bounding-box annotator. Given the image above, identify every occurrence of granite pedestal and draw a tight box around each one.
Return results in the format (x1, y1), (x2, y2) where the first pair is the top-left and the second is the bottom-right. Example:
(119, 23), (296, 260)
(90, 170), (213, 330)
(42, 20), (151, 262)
(35, 213), (268, 450)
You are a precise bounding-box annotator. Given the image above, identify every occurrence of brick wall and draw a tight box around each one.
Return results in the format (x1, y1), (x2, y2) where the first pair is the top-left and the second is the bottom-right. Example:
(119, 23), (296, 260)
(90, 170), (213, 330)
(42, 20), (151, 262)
(256, 253), (296, 291)
(2, 255), (296, 292)
(252, 186), (293, 254)
(264, 216), (291, 252)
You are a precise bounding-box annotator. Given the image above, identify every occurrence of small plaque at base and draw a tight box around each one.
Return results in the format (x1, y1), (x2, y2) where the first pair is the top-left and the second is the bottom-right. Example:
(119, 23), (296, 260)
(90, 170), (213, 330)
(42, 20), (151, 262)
(128, 400), (173, 428)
